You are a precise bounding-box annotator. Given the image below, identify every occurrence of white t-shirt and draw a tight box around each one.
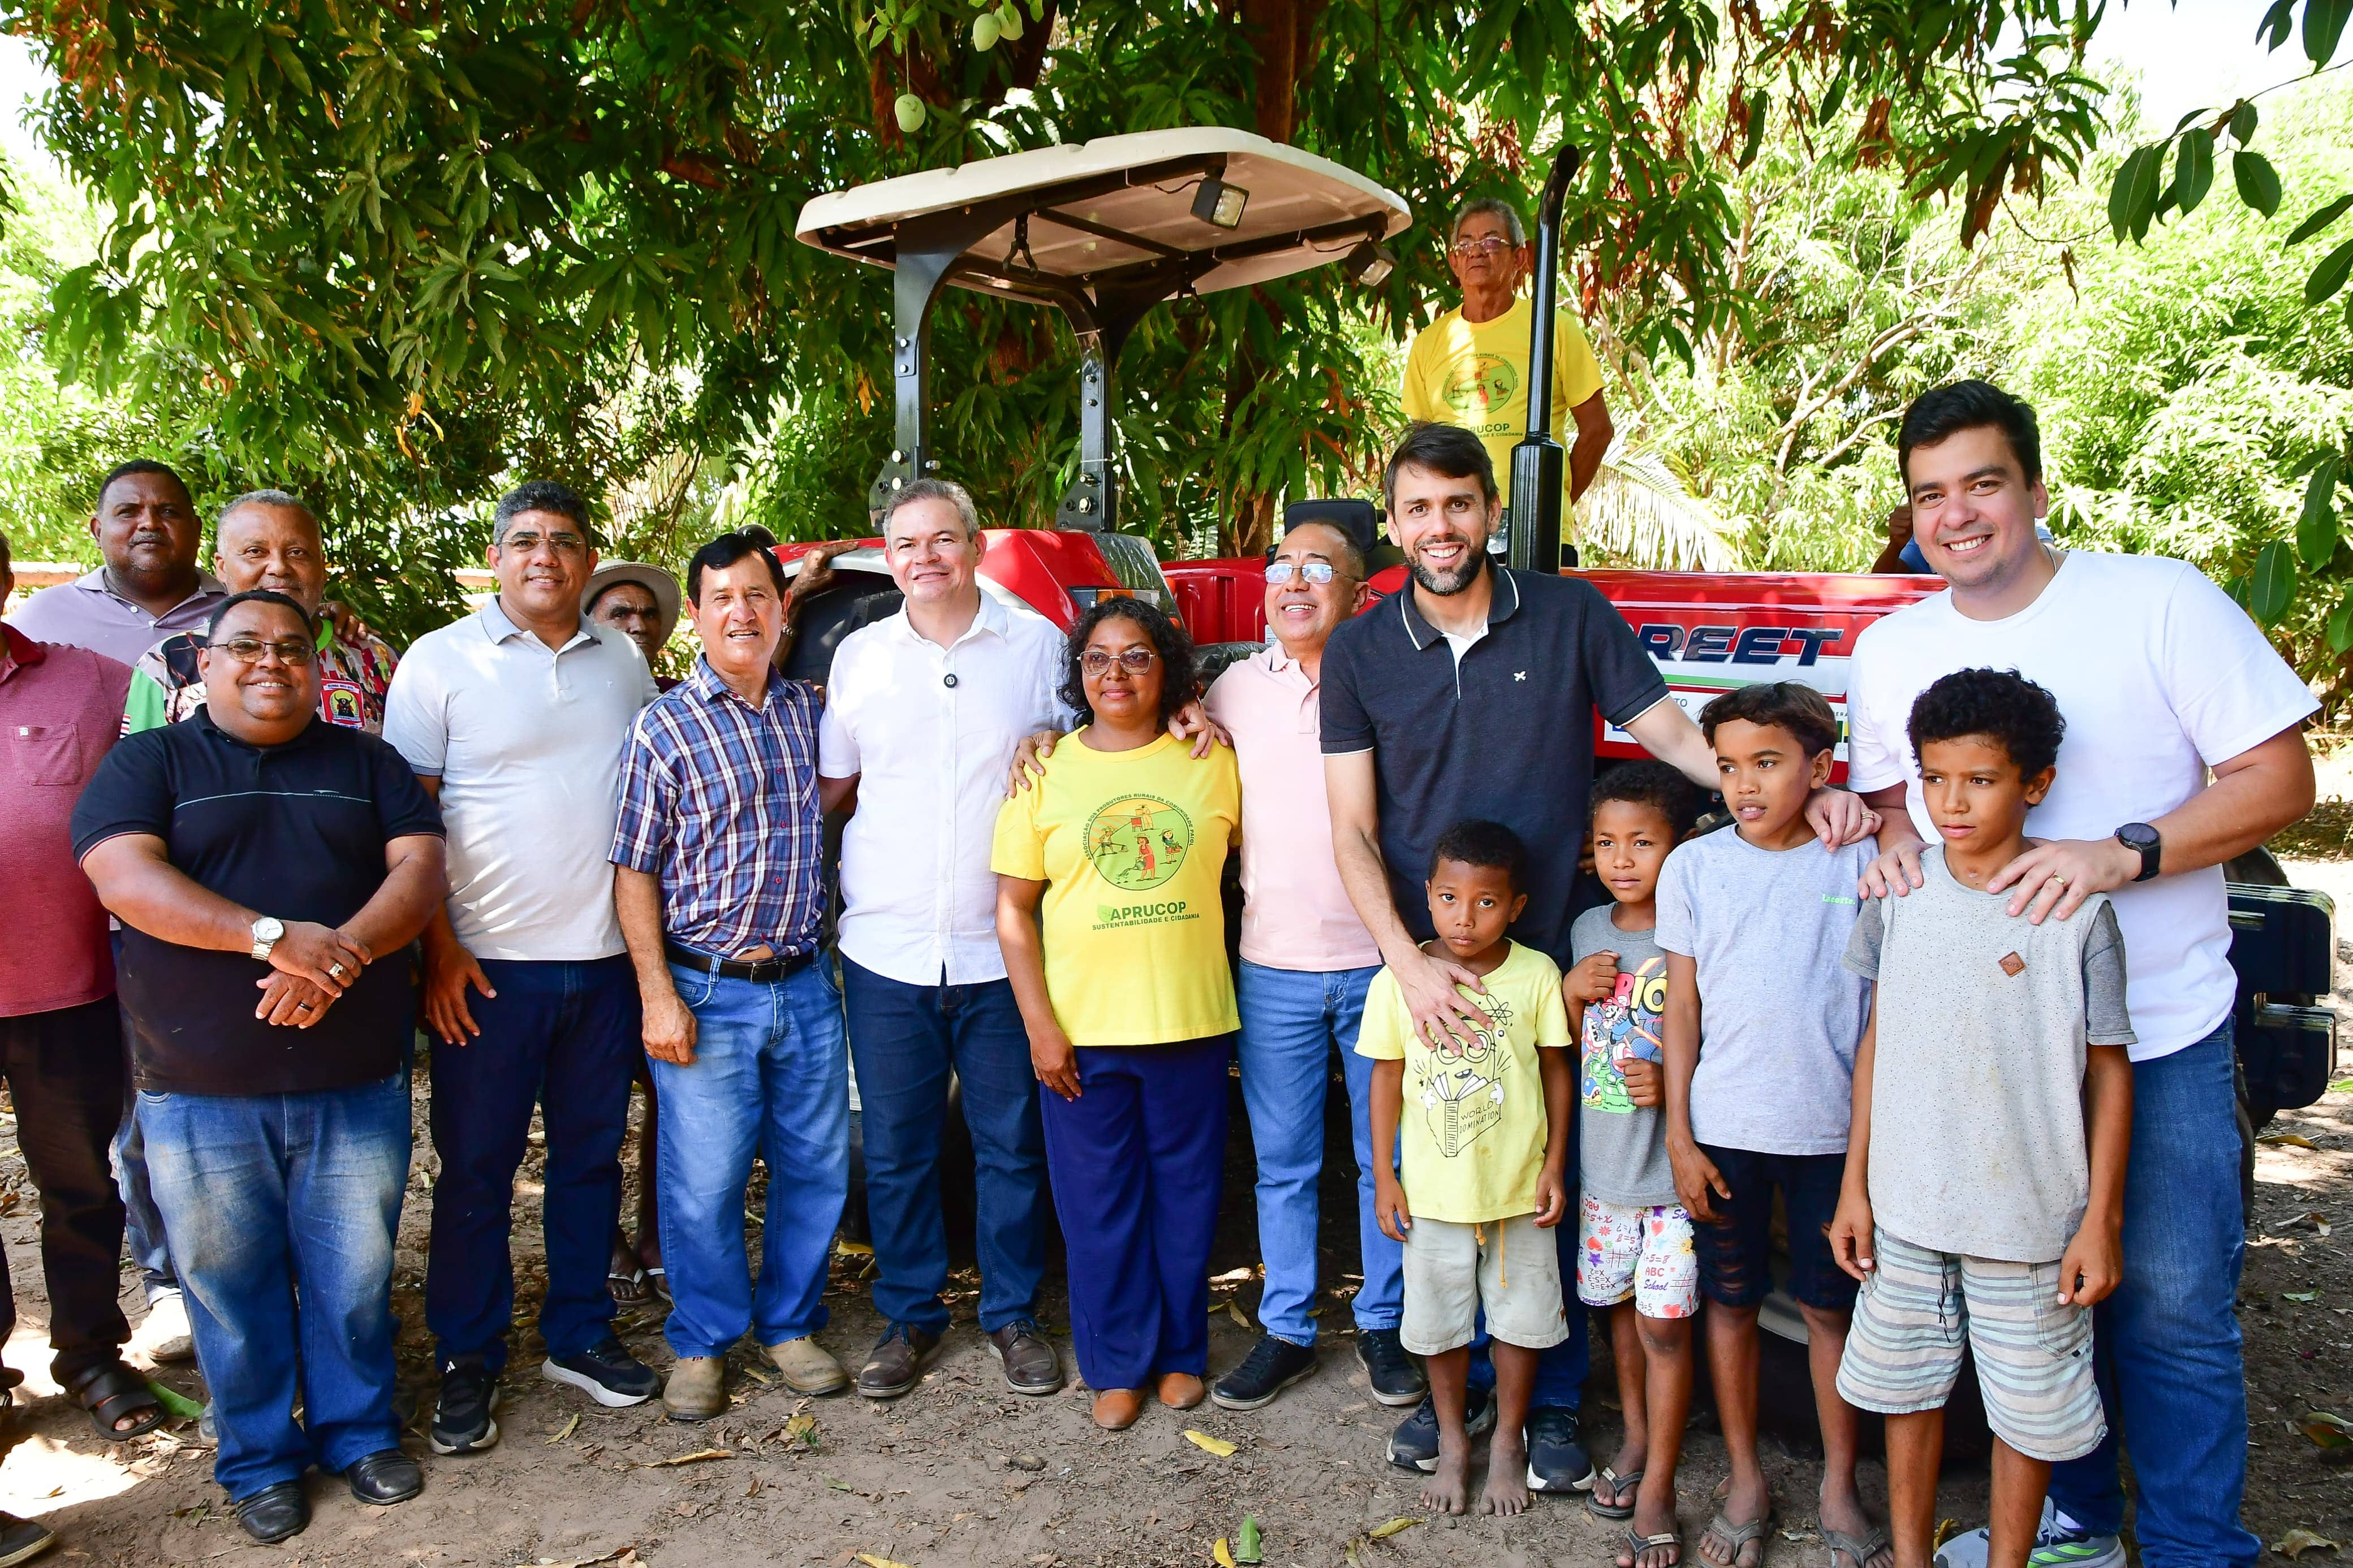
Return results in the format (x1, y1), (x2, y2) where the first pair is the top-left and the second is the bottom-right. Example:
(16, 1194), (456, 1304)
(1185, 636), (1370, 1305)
(819, 590), (1067, 987)
(382, 599), (659, 961)
(1847, 551), (2317, 1061)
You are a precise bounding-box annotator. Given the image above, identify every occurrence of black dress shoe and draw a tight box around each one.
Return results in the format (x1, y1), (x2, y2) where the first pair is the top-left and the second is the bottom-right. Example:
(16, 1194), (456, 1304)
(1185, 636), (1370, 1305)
(234, 1480), (309, 1544)
(1355, 1327), (1428, 1407)
(346, 1448), (423, 1505)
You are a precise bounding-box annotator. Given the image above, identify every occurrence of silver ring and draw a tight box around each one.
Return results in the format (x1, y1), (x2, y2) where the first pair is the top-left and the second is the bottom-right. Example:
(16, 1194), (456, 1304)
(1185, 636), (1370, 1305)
(327, 962), (346, 979)
(296, 1002), (313, 1012)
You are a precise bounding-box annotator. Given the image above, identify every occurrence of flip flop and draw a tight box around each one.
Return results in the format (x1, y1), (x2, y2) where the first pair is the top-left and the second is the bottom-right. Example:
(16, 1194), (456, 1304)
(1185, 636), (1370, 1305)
(1825, 1526), (1894, 1568)
(1586, 1465), (1647, 1521)
(647, 1265), (671, 1303)
(1699, 1507), (1775, 1568)
(1619, 1524), (1682, 1568)
(607, 1264), (654, 1308)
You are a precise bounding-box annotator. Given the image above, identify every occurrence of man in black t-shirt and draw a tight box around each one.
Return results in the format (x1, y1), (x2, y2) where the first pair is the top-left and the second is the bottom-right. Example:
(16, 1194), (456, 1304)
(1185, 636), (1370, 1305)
(1321, 423), (1877, 1492)
(74, 590), (445, 1547)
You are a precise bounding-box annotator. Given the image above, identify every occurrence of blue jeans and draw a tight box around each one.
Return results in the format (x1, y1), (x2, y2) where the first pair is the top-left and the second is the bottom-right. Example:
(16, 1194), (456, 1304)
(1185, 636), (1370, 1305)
(139, 1070), (410, 1500)
(426, 956), (639, 1371)
(841, 957), (1047, 1336)
(654, 960), (850, 1359)
(1235, 960), (1393, 1343)
(1039, 1038), (1230, 1391)
(2048, 1019), (2258, 1567)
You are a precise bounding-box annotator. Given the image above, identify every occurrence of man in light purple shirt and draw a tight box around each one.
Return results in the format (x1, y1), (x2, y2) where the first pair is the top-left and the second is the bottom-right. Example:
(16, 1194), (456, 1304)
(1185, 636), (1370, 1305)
(1201, 517), (1425, 1414)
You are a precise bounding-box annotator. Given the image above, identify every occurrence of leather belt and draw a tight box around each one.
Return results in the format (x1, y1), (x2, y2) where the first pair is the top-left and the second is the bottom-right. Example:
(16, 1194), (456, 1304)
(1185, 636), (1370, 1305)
(664, 940), (815, 984)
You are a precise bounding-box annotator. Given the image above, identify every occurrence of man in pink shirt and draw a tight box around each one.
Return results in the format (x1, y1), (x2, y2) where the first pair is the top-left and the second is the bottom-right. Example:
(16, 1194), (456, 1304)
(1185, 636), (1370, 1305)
(0, 529), (167, 1539)
(1202, 516), (1425, 1414)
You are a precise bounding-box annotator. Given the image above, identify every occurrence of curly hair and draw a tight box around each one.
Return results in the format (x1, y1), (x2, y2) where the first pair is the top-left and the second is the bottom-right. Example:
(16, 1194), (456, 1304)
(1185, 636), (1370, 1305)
(1907, 667), (2066, 779)
(1059, 597), (1196, 728)
(1429, 818), (1529, 891)
(1589, 761), (1705, 838)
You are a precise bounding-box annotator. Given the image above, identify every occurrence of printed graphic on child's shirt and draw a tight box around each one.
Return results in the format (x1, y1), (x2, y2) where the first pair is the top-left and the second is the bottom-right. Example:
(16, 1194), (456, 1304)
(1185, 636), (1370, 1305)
(1581, 955), (1666, 1115)
(1414, 994), (1518, 1158)
(1085, 795), (1194, 892)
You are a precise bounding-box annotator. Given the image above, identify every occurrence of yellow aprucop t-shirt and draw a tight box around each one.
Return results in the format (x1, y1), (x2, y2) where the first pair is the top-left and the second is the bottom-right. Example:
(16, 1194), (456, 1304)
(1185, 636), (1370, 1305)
(1356, 940), (1571, 1224)
(989, 731), (1241, 1047)
(1399, 295), (1606, 511)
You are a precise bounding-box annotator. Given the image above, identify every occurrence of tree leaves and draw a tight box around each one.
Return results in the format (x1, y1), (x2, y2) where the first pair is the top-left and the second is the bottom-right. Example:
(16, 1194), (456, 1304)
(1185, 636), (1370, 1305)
(2300, 457), (2341, 567)
(2235, 149), (2283, 217)
(2109, 144), (2166, 242)
(2290, 195), (2353, 246)
(2309, 237), (2353, 305)
(2253, 538), (2299, 624)
(2173, 129), (2214, 215)
(2306, 0), (2352, 67)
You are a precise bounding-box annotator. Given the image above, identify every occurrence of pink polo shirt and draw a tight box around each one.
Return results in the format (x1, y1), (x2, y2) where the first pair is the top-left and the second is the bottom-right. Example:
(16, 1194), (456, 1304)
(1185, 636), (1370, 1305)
(0, 625), (131, 1016)
(1203, 644), (1382, 972)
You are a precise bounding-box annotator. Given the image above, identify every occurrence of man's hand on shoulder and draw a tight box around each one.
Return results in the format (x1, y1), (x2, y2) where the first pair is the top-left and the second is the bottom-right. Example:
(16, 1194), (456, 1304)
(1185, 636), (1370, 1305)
(1987, 836), (2139, 925)
(1803, 786), (1880, 849)
(1169, 698), (1227, 759)
(1396, 945), (1492, 1049)
(1006, 728), (1062, 796)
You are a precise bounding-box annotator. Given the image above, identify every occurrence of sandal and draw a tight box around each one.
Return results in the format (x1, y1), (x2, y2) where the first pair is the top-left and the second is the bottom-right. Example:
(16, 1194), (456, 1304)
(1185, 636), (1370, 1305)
(647, 1265), (671, 1303)
(1586, 1465), (1646, 1521)
(607, 1264), (654, 1309)
(1619, 1524), (1682, 1568)
(66, 1361), (167, 1440)
(1699, 1506), (1775, 1568)
(1824, 1526), (1893, 1568)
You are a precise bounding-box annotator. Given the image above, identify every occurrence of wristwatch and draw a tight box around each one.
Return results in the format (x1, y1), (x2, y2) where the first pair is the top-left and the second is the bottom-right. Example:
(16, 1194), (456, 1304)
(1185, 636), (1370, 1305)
(2115, 823), (2161, 883)
(249, 915), (285, 962)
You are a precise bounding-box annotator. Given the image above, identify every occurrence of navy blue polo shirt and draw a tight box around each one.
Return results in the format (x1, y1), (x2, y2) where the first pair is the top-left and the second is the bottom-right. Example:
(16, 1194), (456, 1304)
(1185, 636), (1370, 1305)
(1321, 561), (1667, 964)
(71, 709), (443, 1096)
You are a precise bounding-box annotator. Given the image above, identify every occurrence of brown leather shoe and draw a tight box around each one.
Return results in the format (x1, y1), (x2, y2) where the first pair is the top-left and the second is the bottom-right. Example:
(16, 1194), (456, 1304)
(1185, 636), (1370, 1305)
(1156, 1372), (1205, 1410)
(1091, 1388), (1144, 1429)
(986, 1321), (1065, 1396)
(855, 1324), (939, 1399)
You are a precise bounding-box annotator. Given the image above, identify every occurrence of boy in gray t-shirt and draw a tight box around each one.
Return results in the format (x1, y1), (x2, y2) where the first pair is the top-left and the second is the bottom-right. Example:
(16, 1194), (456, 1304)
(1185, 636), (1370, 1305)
(1829, 669), (2134, 1568)
(1565, 763), (1706, 1560)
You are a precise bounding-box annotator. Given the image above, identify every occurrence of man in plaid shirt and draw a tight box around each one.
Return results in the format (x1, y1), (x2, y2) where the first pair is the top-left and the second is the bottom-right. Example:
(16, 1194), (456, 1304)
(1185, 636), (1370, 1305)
(609, 524), (847, 1421)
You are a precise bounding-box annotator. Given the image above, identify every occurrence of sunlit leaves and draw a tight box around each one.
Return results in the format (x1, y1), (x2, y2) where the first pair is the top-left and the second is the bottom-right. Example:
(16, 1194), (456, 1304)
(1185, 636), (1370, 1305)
(2235, 149), (2283, 217)
(2253, 538), (2299, 624)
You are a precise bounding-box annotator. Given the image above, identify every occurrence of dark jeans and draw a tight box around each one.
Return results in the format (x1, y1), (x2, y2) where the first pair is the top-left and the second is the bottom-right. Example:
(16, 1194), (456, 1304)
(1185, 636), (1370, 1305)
(1039, 1038), (1229, 1392)
(1691, 1144), (1858, 1311)
(107, 930), (176, 1301)
(841, 957), (1048, 1337)
(0, 999), (131, 1382)
(425, 955), (639, 1371)
(141, 1069), (410, 1500)
(2048, 1019), (2261, 1567)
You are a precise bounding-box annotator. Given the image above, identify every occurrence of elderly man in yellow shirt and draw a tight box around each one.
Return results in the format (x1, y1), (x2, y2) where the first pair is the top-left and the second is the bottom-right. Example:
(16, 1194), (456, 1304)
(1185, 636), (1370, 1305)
(1401, 198), (1615, 527)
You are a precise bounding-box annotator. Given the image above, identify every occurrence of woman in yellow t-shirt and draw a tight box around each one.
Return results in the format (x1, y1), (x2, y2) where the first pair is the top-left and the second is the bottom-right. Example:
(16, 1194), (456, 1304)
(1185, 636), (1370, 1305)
(992, 599), (1240, 1432)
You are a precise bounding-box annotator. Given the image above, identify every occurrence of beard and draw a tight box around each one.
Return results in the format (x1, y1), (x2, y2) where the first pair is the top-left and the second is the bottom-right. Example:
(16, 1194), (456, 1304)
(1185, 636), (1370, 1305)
(1408, 539), (1485, 596)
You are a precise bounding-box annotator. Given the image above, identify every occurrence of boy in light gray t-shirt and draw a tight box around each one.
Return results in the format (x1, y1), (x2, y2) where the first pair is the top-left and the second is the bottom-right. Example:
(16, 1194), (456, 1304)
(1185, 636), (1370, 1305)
(1829, 668), (2135, 1568)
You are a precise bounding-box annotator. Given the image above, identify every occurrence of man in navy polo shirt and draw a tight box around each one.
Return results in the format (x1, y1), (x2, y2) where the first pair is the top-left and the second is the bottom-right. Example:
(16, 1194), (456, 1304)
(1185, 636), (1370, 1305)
(74, 589), (446, 1544)
(1322, 421), (1874, 1490)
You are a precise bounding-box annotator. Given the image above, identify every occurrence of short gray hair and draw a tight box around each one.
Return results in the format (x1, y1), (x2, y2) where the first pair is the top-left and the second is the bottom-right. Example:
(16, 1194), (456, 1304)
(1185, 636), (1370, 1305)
(1450, 197), (1527, 248)
(219, 488), (316, 528)
(880, 477), (981, 541)
(493, 479), (593, 547)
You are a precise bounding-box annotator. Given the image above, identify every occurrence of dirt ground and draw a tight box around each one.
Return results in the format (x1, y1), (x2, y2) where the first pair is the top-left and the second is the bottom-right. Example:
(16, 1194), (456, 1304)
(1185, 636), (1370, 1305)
(5, 868), (2353, 1567)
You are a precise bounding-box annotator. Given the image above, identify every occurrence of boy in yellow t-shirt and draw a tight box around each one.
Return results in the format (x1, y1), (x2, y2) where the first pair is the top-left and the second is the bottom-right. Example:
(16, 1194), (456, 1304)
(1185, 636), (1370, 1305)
(1360, 820), (1572, 1520)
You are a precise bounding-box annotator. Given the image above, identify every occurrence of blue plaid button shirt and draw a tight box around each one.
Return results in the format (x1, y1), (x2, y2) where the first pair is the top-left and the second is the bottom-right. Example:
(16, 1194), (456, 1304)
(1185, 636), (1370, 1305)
(610, 656), (825, 957)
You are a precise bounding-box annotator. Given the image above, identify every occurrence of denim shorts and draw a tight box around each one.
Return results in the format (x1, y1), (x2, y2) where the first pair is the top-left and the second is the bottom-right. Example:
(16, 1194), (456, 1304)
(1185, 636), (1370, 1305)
(1690, 1144), (1858, 1311)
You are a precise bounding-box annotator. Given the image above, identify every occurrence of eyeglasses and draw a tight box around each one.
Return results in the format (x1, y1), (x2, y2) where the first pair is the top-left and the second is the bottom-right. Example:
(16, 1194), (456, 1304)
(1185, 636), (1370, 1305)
(207, 636), (316, 666)
(501, 530), (588, 556)
(1450, 236), (1515, 258)
(1080, 648), (1159, 675)
(1264, 560), (1341, 586)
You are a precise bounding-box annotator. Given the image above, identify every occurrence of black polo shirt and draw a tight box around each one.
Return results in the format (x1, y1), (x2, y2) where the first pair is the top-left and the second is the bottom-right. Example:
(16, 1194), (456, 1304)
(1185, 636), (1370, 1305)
(1321, 561), (1667, 964)
(71, 710), (443, 1096)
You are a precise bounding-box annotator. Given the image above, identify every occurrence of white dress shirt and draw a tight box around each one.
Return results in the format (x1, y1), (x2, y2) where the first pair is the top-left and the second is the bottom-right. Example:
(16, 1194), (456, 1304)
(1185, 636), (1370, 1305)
(820, 589), (1067, 987)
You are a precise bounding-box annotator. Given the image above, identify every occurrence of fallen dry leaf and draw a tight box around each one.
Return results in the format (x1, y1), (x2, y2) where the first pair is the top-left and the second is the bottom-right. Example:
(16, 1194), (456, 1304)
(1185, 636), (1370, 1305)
(1369, 1517), (1420, 1539)
(1213, 1539), (1236, 1567)
(2287, 1290), (2323, 1303)
(1226, 1301), (1251, 1330)
(856, 1556), (913, 1568)
(2275, 1528), (2342, 1559)
(649, 1448), (732, 1467)
(1184, 1429), (1237, 1457)
(2261, 1133), (2320, 1149)
(742, 1363), (777, 1386)
(782, 1412), (819, 1450)
(546, 1413), (580, 1445)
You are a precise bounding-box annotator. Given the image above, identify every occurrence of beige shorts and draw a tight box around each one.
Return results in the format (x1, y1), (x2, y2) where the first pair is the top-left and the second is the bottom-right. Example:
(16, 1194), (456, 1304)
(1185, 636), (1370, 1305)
(1835, 1228), (2106, 1463)
(1400, 1212), (1570, 1356)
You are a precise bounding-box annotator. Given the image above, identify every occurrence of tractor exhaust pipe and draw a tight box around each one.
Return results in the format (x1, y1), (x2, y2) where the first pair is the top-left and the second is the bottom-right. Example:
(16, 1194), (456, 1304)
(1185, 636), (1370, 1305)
(1506, 142), (1581, 575)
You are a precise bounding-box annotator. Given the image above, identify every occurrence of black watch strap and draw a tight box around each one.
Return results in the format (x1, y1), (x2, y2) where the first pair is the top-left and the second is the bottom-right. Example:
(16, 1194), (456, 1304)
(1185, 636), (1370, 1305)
(2117, 823), (2161, 883)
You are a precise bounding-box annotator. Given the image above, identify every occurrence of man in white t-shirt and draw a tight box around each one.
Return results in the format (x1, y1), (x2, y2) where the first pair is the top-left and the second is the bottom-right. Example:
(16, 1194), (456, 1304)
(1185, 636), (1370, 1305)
(817, 480), (1068, 1403)
(1846, 382), (2316, 1568)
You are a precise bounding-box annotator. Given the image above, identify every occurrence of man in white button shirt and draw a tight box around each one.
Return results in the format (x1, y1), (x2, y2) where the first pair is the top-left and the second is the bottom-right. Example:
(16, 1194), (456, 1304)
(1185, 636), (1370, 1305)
(819, 480), (1068, 1401)
(383, 481), (666, 1453)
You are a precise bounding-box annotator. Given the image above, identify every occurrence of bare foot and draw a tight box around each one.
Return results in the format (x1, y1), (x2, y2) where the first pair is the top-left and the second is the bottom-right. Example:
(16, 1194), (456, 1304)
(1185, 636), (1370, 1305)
(1481, 1429), (1531, 1516)
(1420, 1439), (1470, 1515)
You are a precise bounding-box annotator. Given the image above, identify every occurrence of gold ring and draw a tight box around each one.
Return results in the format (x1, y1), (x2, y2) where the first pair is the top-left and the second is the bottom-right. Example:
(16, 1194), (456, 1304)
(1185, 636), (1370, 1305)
(2049, 872), (2068, 887)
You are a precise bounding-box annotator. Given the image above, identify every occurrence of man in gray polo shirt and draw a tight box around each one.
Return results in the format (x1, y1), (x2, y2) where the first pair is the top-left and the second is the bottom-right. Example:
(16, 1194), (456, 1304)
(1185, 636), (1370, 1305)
(384, 480), (663, 1454)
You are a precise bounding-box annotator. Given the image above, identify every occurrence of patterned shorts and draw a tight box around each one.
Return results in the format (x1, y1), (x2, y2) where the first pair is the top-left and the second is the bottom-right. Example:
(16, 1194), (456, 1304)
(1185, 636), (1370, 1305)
(1576, 1194), (1699, 1319)
(1835, 1228), (2106, 1463)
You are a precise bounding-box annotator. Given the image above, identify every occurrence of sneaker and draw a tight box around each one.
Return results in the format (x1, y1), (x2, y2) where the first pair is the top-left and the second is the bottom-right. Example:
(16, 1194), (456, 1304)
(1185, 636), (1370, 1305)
(1211, 1334), (1318, 1411)
(1354, 1328), (1427, 1407)
(429, 1359), (501, 1455)
(0, 1509), (57, 1568)
(987, 1320), (1065, 1396)
(1523, 1405), (1596, 1492)
(854, 1324), (938, 1399)
(542, 1336), (659, 1407)
(1386, 1382), (1495, 1471)
(136, 1290), (195, 1364)
(1933, 1499), (2125, 1568)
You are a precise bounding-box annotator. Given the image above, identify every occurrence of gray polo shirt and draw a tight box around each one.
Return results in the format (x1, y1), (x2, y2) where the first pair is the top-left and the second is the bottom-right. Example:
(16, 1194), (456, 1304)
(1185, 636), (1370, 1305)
(4, 567), (226, 668)
(383, 598), (658, 961)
